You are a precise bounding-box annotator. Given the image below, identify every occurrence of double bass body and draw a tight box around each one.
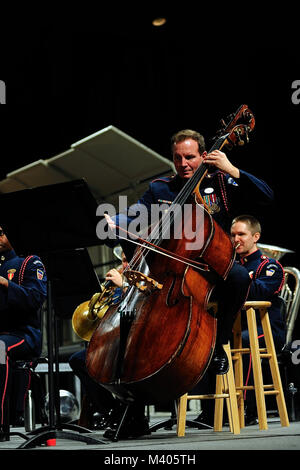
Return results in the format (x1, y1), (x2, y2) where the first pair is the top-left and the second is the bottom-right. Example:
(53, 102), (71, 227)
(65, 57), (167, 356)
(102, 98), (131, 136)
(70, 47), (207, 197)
(86, 202), (235, 404)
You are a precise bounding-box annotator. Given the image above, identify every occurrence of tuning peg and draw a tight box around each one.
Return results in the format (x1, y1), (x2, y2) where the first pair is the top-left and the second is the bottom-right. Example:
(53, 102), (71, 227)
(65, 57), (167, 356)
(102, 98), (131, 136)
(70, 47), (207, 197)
(235, 128), (245, 146)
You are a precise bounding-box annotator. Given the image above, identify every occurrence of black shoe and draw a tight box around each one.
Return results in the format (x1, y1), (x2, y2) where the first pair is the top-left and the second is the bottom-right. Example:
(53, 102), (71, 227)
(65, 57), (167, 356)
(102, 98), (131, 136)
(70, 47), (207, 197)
(211, 345), (229, 375)
(0, 425), (10, 442)
(104, 415), (150, 440)
(245, 410), (257, 426)
(193, 410), (213, 429)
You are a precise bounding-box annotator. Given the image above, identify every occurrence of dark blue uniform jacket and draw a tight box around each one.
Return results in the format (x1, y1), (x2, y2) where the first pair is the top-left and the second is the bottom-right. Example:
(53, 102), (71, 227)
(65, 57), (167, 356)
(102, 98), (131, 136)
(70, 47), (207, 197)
(113, 169), (273, 237)
(0, 249), (47, 355)
(239, 249), (285, 347)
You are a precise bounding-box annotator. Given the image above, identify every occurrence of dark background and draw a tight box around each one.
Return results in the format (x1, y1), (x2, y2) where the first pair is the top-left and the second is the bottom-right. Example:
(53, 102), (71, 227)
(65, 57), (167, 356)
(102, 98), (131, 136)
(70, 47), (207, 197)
(0, 7), (299, 267)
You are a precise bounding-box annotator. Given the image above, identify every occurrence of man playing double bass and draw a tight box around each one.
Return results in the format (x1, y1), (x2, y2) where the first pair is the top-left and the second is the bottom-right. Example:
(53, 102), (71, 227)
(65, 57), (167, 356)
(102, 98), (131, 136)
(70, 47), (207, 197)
(103, 128), (273, 438)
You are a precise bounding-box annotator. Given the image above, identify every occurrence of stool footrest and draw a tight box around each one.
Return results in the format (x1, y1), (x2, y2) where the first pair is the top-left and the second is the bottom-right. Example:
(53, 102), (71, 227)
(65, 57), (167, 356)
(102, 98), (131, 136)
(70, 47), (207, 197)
(231, 348), (268, 354)
(236, 384), (275, 391)
(188, 394), (230, 400)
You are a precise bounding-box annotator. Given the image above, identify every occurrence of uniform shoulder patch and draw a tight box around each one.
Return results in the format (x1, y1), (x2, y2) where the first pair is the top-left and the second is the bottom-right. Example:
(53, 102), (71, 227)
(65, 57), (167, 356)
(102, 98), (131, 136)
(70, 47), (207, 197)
(37, 269), (44, 280)
(265, 262), (280, 276)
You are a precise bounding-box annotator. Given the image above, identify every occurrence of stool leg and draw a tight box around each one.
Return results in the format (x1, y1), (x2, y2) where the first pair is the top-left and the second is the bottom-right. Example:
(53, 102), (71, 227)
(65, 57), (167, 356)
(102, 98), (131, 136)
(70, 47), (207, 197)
(214, 375), (224, 432)
(260, 308), (290, 427)
(214, 344), (240, 435)
(246, 307), (268, 430)
(223, 343), (240, 435)
(233, 313), (245, 428)
(177, 394), (188, 437)
(216, 374), (235, 433)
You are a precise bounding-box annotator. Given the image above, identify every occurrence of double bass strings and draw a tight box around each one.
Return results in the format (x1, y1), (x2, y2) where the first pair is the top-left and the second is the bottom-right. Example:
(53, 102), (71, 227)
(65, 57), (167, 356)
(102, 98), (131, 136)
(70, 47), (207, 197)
(137, 134), (226, 249)
(122, 134), (227, 276)
(121, 172), (201, 278)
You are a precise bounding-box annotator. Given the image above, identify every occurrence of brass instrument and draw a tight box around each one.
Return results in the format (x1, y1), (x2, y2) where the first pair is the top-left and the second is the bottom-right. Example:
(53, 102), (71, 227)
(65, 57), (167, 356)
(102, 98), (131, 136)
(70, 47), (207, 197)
(71, 268), (163, 341)
(72, 246), (126, 341)
(257, 243), (294, 261)
(282, 267), (300, 344)
(72, 281), (115, 341)
(258, 243), (299, 344)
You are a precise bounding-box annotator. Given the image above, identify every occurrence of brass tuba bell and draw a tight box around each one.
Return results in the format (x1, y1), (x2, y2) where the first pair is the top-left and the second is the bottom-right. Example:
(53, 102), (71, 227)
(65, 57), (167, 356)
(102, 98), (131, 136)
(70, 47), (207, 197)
(257, 243), (295, 261)
(72, 281), (115, 341)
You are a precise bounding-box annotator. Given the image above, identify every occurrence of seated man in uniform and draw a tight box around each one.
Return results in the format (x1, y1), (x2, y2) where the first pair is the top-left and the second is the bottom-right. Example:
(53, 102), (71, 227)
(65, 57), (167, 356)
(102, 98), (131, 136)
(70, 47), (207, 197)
(0, 225), (47, 440)
(231, 214), (285, 424)
(105, 129), (274, 374)
(193, 215), (285, 428)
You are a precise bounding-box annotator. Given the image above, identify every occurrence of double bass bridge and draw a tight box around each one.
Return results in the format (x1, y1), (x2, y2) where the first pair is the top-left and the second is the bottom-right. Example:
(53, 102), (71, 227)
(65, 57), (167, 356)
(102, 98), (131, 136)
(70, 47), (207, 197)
(124, 270), (163, 294)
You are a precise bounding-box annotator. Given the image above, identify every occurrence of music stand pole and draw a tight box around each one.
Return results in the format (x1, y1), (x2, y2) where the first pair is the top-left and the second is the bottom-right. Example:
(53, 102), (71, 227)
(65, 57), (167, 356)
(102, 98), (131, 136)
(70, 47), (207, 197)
(46, 280), (56, 430)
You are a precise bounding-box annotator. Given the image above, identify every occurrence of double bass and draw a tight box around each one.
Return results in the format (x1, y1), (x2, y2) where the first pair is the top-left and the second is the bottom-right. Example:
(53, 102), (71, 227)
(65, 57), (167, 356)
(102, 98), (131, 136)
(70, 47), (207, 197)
(86, 105), (255, 404)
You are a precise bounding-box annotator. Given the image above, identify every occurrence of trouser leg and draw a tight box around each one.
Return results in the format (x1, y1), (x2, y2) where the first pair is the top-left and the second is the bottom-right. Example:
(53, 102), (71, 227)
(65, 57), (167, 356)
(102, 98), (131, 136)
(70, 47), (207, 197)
(0, 335), (32, 431)
(69, 349), (117, 414)
(215, 262), (251, 345)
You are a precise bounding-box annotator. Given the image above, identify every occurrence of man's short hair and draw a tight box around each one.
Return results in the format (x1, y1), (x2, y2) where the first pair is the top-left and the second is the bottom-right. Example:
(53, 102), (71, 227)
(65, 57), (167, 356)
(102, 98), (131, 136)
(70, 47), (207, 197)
(171, 129), (206, 154)
(231, 215), (262, 234)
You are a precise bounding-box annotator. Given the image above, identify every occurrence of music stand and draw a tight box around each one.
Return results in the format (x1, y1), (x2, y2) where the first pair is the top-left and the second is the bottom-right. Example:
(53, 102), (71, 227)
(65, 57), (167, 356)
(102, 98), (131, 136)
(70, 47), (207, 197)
(0, 179), (107, 448)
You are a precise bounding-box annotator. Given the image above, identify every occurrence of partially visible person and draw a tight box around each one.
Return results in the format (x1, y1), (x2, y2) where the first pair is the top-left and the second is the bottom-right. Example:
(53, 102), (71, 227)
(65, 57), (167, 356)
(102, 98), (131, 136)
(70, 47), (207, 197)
(192, 215), (285, 428)
(231, 215), (285, 348)
(69, 251), (135, 431)
(0, 225), (47, 440)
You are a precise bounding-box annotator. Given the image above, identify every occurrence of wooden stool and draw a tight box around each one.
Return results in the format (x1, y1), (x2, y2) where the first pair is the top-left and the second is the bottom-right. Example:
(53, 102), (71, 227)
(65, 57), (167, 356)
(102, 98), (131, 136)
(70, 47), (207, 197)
(232, 301), (290, 430)
(177, 342), (240, 436)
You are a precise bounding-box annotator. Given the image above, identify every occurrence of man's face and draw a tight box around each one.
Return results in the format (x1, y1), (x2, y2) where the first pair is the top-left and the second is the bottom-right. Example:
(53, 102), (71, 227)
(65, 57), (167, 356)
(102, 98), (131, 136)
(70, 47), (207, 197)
(173, 139), (205, 179)
(0, 227), (12, 253)
(230, 221), (260, 257)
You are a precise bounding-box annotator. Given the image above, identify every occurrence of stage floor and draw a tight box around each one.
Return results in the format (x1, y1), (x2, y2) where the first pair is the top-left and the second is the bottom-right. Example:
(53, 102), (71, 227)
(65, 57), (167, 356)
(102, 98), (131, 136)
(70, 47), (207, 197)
(1, 414), (299, 456)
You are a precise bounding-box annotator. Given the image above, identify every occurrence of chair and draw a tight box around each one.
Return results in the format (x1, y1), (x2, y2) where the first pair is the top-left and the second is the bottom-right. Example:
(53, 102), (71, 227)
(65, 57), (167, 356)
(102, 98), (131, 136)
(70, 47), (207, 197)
(177, 342), (240, 436)
(13, 357), (46, 426)
(232, 301), (290, 430)
(1, 306), (47, 442)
